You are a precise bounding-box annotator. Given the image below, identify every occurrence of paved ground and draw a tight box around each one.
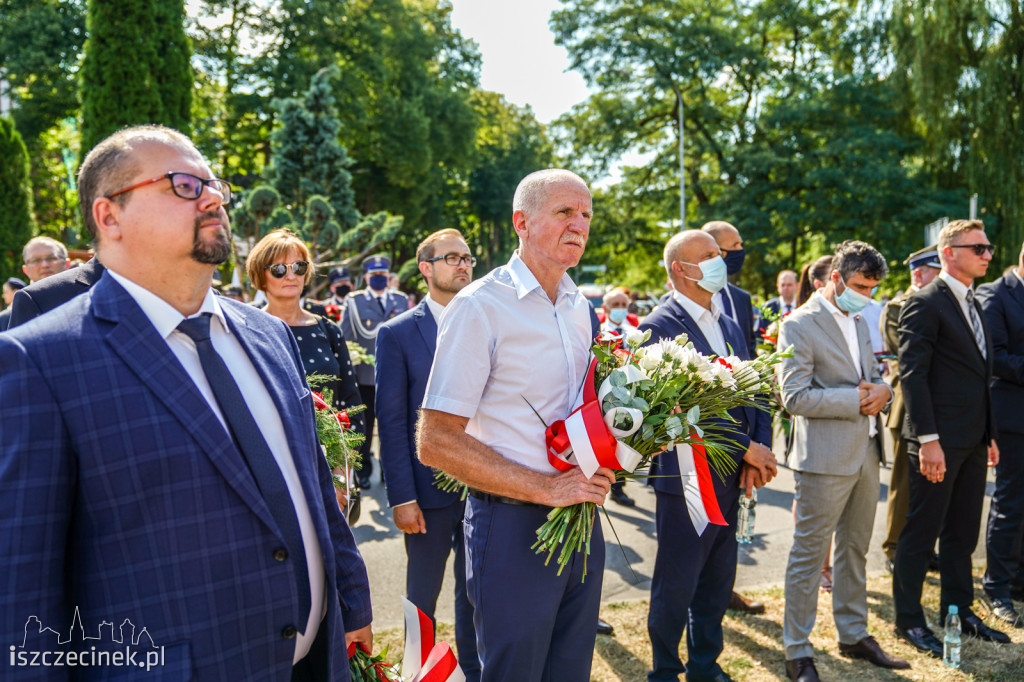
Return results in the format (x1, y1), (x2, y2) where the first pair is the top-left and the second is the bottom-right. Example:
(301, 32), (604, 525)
(352, 432), (993, 629)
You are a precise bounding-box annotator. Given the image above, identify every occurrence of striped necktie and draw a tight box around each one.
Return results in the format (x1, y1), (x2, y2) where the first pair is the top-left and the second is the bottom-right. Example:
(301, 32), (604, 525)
(965, 289), (987, 359)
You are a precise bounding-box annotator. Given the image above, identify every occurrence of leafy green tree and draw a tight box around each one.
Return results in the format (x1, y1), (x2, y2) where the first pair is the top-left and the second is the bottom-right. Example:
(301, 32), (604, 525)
(465, 92), (553, 268)
(0, 117), (36, 281)
(0, 0), (86, 142)
(888, 0), (1024, 266)
(79, 0), (192, 152)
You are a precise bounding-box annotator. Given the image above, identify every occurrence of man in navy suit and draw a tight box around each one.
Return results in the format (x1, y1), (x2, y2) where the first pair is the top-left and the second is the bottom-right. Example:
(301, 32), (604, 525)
(375, 228), (480, 679)
(701, 221), (757, 356)
(7, 256), (106, 330)
(641, 230), (776, 682)
(0, 125), (372, 680)
(977, 241), (1024, 626)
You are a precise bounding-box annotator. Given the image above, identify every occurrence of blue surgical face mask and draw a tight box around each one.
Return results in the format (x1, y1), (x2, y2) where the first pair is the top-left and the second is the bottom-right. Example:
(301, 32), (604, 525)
(368, 273), (389, 291)
(608, 308), (628, 324)
(723, 248), (746, 275)
(836, 276), (871, 313)
(682, 256), (728, 294)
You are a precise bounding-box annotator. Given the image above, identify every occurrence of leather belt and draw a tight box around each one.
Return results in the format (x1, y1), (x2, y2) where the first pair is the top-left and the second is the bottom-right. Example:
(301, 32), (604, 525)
(468, 489), (543, 508)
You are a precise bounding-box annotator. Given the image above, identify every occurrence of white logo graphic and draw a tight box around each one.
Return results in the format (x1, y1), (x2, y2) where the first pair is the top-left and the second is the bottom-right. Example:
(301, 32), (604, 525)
(9, 607), (165, 671)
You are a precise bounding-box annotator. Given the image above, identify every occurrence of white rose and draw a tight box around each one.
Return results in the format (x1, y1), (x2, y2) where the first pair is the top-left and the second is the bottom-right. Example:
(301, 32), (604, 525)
(637, 346), (663, 372)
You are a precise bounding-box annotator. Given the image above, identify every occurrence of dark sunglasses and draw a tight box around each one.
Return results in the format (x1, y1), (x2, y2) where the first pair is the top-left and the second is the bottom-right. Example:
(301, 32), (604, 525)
(266, 261), (309, 278)
(426, 253), (477, 267)
(950, 243), (995, 256)
(107, 171), (233, 204)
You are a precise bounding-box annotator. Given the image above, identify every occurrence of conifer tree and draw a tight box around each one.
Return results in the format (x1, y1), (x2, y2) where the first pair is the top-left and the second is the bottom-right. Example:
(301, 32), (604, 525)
(79, 0), (192, 153)
(0, 118), (36, 282)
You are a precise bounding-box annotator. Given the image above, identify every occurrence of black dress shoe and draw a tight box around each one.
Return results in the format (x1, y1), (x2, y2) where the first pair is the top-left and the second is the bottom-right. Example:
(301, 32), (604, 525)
(957, 612), (1011, 643)
(894, 625), (943, 658)
(596, 618), (614, 636)
(785, 656), (819, 682)
(728, 591), (765, 614)
(357, 474), (372, 490)
(981, 593), (1024, 627)
(609, 487), (635, 507)
(685, 672), (733, 682)
(838, 635), (910, 669)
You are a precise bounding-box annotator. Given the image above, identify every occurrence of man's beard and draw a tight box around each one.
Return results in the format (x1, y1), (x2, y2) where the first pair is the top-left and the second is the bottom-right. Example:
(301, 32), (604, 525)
(191, 211), (232, 264)
(433, 273), (470, 296)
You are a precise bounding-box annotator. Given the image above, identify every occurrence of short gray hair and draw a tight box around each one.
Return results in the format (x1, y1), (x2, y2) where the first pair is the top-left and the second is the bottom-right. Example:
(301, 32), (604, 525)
(512, 169), (589, 216)
(22, 236), (67, 262)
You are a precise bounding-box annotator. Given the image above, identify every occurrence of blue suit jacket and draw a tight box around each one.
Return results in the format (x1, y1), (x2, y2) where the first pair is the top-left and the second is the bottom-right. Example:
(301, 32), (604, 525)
(375, 300), (460, 510)
(0, 274), (371, 681)
(640, 295), (772, 501)
(977, 273), (1024, 436)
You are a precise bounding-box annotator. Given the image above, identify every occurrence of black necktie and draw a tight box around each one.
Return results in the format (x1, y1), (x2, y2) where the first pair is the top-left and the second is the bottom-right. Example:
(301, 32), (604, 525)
(177, 314), (312, 629)
(375, 295), (386, 314)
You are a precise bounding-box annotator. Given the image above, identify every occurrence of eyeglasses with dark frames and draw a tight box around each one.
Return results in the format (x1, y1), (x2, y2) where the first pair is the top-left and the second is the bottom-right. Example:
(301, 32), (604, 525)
(426, 253), (477, 267)
(107, 172), (233, 204)
(949, 243), (995, 256)
(266, 261), (309, 278)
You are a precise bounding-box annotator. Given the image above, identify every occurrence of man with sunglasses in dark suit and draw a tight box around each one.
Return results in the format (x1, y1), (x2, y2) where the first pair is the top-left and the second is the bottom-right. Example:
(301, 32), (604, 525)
(893, 219), (1008, 657)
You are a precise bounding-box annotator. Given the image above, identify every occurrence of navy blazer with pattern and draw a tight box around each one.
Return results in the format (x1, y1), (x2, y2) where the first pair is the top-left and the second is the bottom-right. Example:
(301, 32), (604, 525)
(0, 273), (371, 681)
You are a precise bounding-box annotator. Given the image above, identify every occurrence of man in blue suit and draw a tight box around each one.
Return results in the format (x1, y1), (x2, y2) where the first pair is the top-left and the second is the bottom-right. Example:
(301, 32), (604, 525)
(978, 241), (1024, 626)
(375, 228), (480, 679)
(0, 125), (372, 681)
(641, 230), (776, 682)
(701, 221), (758, 357)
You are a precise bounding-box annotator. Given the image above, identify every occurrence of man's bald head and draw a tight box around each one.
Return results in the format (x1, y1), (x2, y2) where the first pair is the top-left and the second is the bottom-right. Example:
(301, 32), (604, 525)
(664, 230), (719, 280)
(701, 220), (742, 253)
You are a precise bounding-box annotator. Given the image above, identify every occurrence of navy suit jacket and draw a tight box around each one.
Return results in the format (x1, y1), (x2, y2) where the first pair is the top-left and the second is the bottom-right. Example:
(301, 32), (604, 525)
(724, 283), (757, 357)
(375, 300), (460, 510)
(8, 257), (106, 329)
(977, 273), (1024, 436)
(0, 274), (371, 681)
(640, 295), (772, 501)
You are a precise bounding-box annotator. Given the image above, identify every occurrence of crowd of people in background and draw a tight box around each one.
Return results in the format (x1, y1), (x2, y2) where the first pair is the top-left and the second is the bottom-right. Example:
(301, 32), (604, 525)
(1, 124), (1022, 682)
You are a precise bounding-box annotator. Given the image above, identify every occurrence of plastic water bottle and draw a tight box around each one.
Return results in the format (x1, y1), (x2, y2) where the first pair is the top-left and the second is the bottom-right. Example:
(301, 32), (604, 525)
(737, 490), (756, 544)
(944, 604), (961, 669)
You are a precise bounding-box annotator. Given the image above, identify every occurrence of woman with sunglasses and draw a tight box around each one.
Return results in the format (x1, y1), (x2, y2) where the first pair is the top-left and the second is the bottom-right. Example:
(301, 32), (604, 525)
(246, 229), (364, 520)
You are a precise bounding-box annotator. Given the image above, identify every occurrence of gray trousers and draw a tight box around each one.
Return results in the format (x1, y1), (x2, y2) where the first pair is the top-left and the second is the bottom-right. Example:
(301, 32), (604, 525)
(784, 442), (880, 660)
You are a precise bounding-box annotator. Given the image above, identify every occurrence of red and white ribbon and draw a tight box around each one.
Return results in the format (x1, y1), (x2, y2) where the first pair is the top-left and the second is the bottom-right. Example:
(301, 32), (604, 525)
(401, 597), (464, 682)
(675, 435), (726, 535)
(545, 357), (645, 478)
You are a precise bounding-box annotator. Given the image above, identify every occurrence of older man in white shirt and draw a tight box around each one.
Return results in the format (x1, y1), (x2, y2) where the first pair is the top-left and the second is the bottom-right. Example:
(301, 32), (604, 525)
(417, 169), (614, 682)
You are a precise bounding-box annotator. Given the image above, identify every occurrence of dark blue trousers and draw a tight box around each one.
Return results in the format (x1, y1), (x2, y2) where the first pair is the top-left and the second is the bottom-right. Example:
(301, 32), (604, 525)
(984, 432), (1024, 600)
(464, 497), (604, 682)
(405, 501), (479, 681)
(648, 489), (739, 682)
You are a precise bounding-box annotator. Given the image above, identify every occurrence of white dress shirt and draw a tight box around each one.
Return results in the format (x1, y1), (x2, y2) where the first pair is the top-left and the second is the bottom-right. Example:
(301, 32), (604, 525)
(817, 291), (877, 437)
(424, 293), (445, 329)
(423, 252), (592, 473)
(673, 289), (728, 357)
(107, 270), (326, 663)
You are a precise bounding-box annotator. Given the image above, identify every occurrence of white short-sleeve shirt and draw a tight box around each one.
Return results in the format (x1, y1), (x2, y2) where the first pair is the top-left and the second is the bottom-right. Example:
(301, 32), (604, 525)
(422, 252), (593, 472)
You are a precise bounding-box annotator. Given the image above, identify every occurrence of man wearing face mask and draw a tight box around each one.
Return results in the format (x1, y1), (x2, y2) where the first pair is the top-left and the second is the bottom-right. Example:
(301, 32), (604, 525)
(599, 287), (638, 508)
(701, 221), (757, 356)
(326, 267), (353, 305)
(641, 230), (776, 682)
(778, 240), (905, 682)
(340, 255), (410, 489)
